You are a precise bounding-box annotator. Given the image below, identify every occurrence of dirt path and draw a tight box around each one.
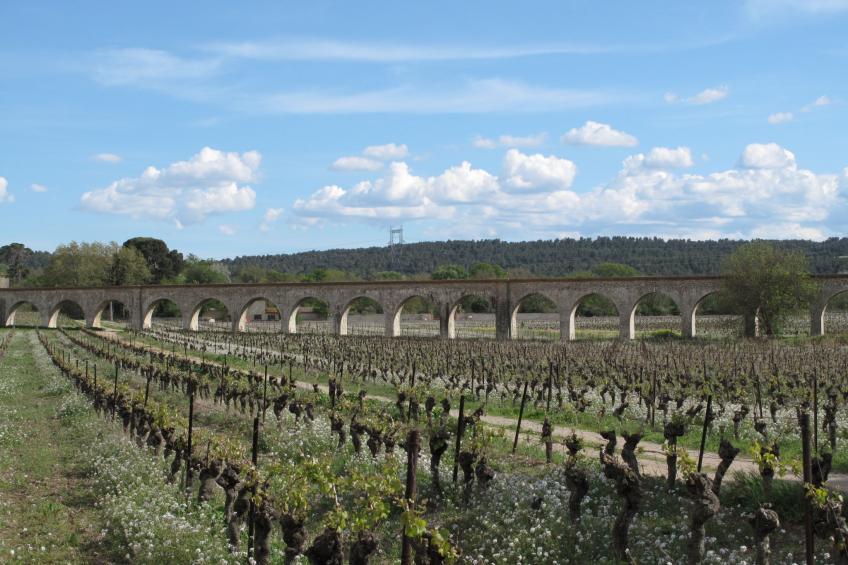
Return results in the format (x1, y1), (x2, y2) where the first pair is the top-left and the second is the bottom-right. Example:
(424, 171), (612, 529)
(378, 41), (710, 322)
(106, 330), (848, 491)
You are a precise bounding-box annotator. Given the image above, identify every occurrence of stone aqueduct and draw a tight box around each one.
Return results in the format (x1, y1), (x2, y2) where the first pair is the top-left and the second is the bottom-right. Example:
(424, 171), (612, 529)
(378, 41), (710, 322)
(2, 275), (848, 340)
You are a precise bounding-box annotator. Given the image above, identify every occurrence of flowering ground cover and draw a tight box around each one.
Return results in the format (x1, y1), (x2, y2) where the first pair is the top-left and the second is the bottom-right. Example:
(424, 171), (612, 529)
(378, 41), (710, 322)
(2, 326), (847, 564)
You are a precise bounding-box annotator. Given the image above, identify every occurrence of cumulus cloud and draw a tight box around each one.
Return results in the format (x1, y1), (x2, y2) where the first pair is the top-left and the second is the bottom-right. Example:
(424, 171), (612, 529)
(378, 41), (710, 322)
(0, 177), (13, 203)
(330, 156), (383, 172)
(260, 207), (284, 231)
(768, 112), (794, 124)
(92, 152), (123, 163)
(30, 183), (48, 193)
(80, 147), (259, 224)
(739, 143), (796, 169)
(626, 147), (694, 169)
(562, 121), (638, 147)
(331, 142), (410, 172)
(362, 143), (408, 160)
(291, 144), (846, 241)
(503, 149), (576, 191)
(218, 224), (236, 236)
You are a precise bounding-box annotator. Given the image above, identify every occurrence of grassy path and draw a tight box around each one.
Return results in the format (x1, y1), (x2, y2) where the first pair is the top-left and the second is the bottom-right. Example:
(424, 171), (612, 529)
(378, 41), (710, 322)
(0, 331), (120, 564)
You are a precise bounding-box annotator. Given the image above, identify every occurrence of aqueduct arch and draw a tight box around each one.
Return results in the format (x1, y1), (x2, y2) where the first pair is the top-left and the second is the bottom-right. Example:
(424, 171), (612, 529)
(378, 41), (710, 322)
(338, 296), (384, 336)
(4, 301), (43, 327)
(142, 298), (183, 329)
(236, 297), (282, 332)
(567, 292), (620, 340)
(510, 292), (559, 340)
(47, 300), (86, 328)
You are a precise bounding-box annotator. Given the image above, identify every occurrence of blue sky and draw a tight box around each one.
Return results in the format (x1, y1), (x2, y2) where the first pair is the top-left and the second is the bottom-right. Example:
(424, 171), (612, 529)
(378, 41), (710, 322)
(2, 0), (847, 258)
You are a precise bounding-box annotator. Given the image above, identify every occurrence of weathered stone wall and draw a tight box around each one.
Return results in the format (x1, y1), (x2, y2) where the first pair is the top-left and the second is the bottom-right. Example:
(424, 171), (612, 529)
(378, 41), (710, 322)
(2, 275), (847, 340)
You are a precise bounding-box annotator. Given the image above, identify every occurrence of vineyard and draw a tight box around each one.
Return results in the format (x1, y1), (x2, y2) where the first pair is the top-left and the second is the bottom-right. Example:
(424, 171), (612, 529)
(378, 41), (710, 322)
(2, 324), (848, 564)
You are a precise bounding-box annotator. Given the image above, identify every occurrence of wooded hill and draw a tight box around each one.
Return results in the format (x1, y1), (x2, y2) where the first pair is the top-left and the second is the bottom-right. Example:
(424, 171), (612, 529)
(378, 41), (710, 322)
(223, 237), (848, 278)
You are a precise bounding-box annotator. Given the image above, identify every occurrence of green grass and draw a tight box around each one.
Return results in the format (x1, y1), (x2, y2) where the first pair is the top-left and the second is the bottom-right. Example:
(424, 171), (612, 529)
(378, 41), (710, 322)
(0, 330), (122, 564)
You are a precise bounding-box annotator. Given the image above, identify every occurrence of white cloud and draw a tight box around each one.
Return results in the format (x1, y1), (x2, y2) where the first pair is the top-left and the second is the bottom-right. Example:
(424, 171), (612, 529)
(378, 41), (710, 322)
(259, 207), (284, 231)
(562, 121), (638, 147)
(768, 112), (794, 124)
(801, 95), (832, 112)
(503, 149), (576, 191)
(639, 147), (694, 169)
(80, 147), (258, 224)
(739, 143), (796, 169)
(30, 183), (48, 193)
(204, 38), (618, 62)
(291, 144), (846, 241)
(331, 143), (409, 172)
(218, 224), (236, 236)
(687, 85), (729, 105)
(473, 133), (547, 149)
(362, 143), (408, 160)
(92, 152), (122, 163)
(330, 156), (384, 172)
(498, 133), (548, 147)
(0, 177), (13, 203)
(472, 136), (497, 149)
(665, 85), (730, 105)
(259, 79), (619, 114)
(90, 48), (220, 88)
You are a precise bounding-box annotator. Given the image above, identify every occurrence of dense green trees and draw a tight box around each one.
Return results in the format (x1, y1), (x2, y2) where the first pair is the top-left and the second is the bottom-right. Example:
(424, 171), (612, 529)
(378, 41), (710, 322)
(0, 243), (50, 286)
(179, 259), (231, 285)
(106, 246), (152, 286)
(721, 242), (819, 336)
(39, 242), (150, 287)
(123, 237), (184, 283)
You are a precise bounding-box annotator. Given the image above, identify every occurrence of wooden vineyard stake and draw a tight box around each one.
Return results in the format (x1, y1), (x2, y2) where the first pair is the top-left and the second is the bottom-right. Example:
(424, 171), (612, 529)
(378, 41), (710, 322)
(401, 429), (420, 565)
(697, 395), (712, 473)
(143, 367), (151, 408)
(452, 395), (466, 484)
(185, 380), (195, 498)
(111, 363), (119, 421)
(261, 365), (268, 421)
(247, 415), (260, 563)
(513, 381), (529, 454)
(800, 412), (814, 565)
(813, 370), (819, 453)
